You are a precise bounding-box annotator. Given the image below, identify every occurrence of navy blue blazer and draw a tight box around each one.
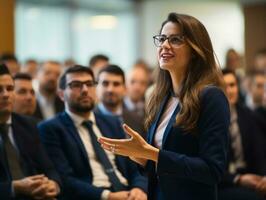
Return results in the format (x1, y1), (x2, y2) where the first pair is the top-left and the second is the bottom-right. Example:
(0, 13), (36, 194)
(38, 111), (147, 200)
(0, 113), (61, 200)
(145, 87), (230, 200)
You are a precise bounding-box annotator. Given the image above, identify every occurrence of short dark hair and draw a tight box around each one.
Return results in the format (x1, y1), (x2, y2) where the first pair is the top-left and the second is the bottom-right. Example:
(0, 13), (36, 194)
(13, 73), (32, 81)
(59, 65), (94, 89)
(0, 53), (18, 63)
(222, 69), (236, 77)
(0, 63), (11, 76)
(255, 48), (266, 57)
(89, 54), (109, 67)
(98, 64), (125, 83)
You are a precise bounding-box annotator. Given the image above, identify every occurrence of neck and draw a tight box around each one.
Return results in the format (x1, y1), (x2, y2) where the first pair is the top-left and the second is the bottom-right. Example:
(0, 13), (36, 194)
(104, 103), (122, 114)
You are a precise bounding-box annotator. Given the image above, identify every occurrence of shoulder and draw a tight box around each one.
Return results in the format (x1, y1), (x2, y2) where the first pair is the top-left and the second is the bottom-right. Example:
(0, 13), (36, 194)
(200, 86), (226, 100)
(38, 112), (65, 128)
(200, 86), (228, 107)
(94, 112), (120, 127)
(94, 112), (124, 138)
(12, 113), (37, 127)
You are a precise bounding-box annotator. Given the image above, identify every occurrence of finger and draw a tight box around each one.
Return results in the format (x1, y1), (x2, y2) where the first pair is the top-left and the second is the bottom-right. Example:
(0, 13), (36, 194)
(123, 124), (142, 140)
(31, 184), (47, 198)
(28, 174), (45, 180)
(98, 137), (131, 146)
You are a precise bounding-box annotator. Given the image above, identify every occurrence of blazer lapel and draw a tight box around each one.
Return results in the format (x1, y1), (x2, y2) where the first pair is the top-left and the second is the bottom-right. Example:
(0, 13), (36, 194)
(60, 112), (89, 164)
(161, 103), (180, 148)
(147, 93), (170, 144)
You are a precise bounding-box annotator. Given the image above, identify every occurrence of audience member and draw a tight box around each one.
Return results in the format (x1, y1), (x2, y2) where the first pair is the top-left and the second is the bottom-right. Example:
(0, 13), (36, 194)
(95, 64), (146, 138)
(254, 48), (266, 72)
(89, 54), (109, 77)
(218, 69), (266, 200)
(124, 64), (149, 119)
(13, 73), (36, 116)
(0, 63), (61, 200)
(21, 59), (38, 78)
(0, 53), (20, 76)
(33, 61), (64, 120)
(38, 65), (147, 200)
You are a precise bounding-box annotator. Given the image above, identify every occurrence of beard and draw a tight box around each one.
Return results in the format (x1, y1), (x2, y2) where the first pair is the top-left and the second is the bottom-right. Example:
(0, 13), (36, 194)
(42, 81), (57, 94)
(102, 93), (121, 108)
(69, 100), (95, 113)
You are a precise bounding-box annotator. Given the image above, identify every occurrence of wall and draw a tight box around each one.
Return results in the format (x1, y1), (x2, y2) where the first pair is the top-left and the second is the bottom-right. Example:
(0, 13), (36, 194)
(139, 0), (244, 68)
(0, 0), (15, 55)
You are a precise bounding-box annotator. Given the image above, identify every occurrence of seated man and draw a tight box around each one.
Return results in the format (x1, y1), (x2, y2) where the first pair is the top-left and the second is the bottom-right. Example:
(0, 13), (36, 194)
(38, 65), (147, 200)
(0, 64), (61, 200)
(95, 64), (146, 138)
(218, 69), (266, 200)
(13, 73), (37, 116)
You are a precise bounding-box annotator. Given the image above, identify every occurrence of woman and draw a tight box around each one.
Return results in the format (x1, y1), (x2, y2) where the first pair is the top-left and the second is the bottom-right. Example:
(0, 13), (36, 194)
(99, 12), (230, 200)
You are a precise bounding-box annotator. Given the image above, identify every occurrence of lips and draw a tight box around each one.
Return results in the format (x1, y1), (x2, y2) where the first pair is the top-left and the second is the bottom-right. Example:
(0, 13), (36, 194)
(160, 53), (174, 59)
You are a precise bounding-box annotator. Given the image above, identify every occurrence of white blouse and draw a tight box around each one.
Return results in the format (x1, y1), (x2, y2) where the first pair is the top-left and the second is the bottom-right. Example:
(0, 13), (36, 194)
(154, 96), (179, 148)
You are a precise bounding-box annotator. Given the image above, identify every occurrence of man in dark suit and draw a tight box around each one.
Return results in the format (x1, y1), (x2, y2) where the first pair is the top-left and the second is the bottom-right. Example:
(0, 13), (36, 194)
(38, 65), (147, 200)
(95, 64), (146, 138)
(0, 64), (61, 200)
(33, 61), (64, 121)
(219, 69), (266, 200)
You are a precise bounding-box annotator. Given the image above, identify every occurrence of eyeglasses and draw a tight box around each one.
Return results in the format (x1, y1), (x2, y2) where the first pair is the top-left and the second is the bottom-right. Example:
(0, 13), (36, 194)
(153, 34), (185, 47)
(67, 80), (97, 90)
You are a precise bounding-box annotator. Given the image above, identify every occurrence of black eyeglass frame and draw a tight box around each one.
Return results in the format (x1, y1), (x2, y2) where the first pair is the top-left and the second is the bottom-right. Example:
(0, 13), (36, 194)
(153, 34), (185, 47)
(67, 80), (98, 90)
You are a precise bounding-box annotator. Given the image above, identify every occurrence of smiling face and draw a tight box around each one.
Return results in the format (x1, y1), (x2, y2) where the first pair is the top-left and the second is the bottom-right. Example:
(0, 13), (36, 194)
(157, 22), (193, 75)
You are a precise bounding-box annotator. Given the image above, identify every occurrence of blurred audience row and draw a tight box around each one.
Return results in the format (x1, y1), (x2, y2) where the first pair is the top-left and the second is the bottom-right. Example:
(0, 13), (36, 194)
(0, 47), (266, 199)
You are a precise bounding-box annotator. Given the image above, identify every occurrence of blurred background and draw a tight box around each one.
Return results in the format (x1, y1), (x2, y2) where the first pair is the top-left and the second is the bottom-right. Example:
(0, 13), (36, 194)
(0, 0), (265, 71)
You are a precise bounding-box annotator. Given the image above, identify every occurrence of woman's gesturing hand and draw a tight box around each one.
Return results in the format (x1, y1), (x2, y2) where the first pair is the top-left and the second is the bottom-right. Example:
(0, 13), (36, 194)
(98, 124), (159, 163)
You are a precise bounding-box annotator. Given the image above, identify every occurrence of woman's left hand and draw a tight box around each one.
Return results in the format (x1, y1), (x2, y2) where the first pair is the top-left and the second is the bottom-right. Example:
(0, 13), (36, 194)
(98, 124), (159, 162)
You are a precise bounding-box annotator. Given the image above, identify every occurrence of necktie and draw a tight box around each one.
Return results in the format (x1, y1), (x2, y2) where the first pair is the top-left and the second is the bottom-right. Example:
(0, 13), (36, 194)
(82, 120), (126, 191)
(0, 123), (24, 180)
(228, 110), (246, 174)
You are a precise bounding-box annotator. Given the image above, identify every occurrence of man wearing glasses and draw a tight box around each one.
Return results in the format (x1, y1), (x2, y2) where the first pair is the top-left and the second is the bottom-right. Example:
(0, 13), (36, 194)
(38, 65), (147, 200)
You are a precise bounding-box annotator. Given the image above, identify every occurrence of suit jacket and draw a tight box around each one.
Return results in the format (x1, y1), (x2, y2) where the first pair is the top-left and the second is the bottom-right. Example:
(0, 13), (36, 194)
(33, 95), (64, 121)
(0, 113), (61, 200)
(38, 111), (147, 200)
(94, 104), (146, 139)
(145, 86), (230, 200)
(220, 104), (266, 187)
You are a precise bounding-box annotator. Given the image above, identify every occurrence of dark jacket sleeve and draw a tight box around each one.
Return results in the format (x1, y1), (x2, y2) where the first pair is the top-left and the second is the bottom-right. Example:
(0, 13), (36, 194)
(0, 182), (12, 200)
(156, 87), (230, 185)
(38, 120), (104, 200)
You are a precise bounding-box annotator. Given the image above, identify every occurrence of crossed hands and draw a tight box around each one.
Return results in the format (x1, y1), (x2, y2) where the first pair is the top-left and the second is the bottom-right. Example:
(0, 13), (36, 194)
(12, 174), (60, 200)
(238, 174), (266, 195)
(108, 188), (147, 200)
(98, 124), (159, 165)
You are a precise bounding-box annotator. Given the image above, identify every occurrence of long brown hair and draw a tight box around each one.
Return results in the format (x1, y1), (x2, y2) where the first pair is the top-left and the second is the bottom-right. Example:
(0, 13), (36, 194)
(145, 13), (225, 133)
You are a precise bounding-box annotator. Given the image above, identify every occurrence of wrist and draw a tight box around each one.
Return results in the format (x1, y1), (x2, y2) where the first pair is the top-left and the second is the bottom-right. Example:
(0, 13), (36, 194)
(144, 144), (159, 162)
(12, 180), (23, 196)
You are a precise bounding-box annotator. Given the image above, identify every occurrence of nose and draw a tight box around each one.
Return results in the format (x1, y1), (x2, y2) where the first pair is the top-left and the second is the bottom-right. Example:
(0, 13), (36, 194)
(161, 38), (171, 48)
(1, 88), (11, 97)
